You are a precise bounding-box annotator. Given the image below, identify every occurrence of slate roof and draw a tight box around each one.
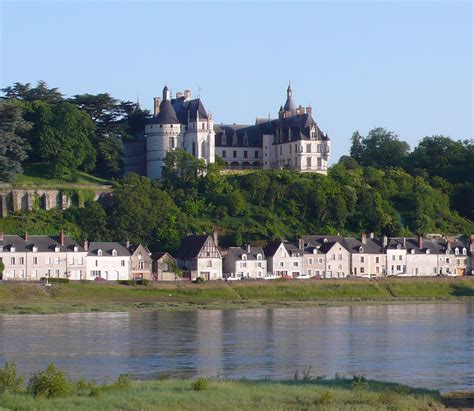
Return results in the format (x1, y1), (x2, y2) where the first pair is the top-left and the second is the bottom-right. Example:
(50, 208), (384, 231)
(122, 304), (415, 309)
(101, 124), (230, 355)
(344, 238), (385, 254)
(263, 241), (284, 257)
(302, 235), (349, 250)
(228, 246), (265, 261)
(152, 251), (176, 262)
(172, 98), (209, 123)
(150, 99), (181, 125)
(88, 242), (131, 257)
(175, 235), (210, 259)
(0, 235), (83, 252)
(215, 113), (329, 148)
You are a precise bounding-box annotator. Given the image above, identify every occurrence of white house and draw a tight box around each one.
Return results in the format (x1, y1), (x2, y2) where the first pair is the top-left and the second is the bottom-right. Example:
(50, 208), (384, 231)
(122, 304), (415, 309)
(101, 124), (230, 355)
(224, 245), (266, 280)
(264, 241), (303, 278)
(85, 241), (131, 281)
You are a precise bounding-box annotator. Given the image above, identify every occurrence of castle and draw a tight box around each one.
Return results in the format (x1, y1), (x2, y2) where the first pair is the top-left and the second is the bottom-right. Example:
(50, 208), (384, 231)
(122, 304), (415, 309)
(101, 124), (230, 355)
(123, 84), (331, 179)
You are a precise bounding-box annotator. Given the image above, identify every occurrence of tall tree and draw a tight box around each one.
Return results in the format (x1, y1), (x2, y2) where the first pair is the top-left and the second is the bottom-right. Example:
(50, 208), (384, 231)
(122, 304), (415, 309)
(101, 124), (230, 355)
(1, 81), (63, 103)
(0, 100), (31, 182)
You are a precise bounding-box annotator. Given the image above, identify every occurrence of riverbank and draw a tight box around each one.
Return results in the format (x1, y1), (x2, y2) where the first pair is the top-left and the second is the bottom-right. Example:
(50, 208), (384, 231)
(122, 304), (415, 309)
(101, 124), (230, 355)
(0, 374), (471, 411)
(0, 277), (473, 315)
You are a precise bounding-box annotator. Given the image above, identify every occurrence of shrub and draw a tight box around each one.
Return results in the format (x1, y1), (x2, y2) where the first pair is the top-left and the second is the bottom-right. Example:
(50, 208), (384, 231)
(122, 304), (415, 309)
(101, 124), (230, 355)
(142, 279), (149, 286)
(351, 375), (369, 392)
(119, 280), (137, 286)
(111, 374), (132, 391)
(27, 363), (72, 398)
(40, 277), (69, 284)
(194, 277), (205, 284)
(191, 378), (209, 391)
(318, 391), (333, 405)
(0, 362), (24, 394)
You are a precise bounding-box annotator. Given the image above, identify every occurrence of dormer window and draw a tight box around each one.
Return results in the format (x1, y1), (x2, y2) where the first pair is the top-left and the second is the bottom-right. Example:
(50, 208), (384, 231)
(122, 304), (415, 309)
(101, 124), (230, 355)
(446, 249), (450, 255)
(323, 238), (328, 243)
(0, 246), (3, 252)
(463, 248), (467, 255)
(112, 249), (117, 257)
(410, 249), (415, 254)
(138, 253), (142, 261)
(426, 249), (430, 254)
(232, 131), (238, 146)
(358, 246), (364, 253)
(32, 246), (38, 253)
(54, 246), (60, 253)
(222, 132), (227, 146)
(242, 254), (247, 261)
(397, 244), (402, 250)
(10, 246), (15, 252)
(257, 254), (262, 260)
(243, 132), (249, 146)
(455, 248), (459, 255)
(97, 249), (103, 256)
(73, 245), (78, 252)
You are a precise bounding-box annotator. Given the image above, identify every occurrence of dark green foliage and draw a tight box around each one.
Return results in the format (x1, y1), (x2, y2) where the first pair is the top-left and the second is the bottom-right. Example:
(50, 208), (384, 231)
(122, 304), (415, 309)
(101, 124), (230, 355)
(0, 100), (31, 182)
(27, 364), (72, 398)
(64, 201), (108, 241)
(0, 362), (24, 394)
(191, 378), (210, 391)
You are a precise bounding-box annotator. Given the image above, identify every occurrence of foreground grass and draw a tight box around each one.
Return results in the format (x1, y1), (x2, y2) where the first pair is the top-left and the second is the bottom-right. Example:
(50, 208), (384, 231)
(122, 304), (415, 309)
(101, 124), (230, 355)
(0, 377), (451, 411)
(0, 277), (473, 315)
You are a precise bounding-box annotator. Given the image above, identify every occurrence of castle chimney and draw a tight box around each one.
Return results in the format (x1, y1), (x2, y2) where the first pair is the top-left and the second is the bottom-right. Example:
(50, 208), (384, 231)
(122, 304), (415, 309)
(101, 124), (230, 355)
(383, 235), (388, 248)
(153, 97), (160, 116)
(298, 238), (304, 250)
(24, 232), (29, 242)
(83, 240), (89, 252)
(59, 230), (64, 246)
(418, 235), (424, 249)
(184, 90), (191, 100)
(402, 237), (406, 248)
(306, 106), (312, 115)
(361, 233), (367, 245)
(126, 239), (130, 249)
(213, 231), (218, 247)
(246, 244), (251, 253)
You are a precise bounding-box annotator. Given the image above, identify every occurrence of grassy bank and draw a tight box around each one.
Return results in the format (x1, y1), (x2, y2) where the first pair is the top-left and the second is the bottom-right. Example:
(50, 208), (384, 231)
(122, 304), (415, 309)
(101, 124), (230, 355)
(0, 373), (464, 411)
(0, 277), (473, 315)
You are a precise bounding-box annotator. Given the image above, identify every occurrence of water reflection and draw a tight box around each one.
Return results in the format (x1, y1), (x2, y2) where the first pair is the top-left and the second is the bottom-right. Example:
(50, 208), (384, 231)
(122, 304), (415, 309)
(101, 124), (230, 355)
(0, 303), (472, 391)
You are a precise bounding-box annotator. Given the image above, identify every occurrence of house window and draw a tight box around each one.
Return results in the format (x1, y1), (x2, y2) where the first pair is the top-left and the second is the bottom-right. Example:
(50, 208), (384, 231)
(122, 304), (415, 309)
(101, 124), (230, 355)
(293, 262), (299, 267)
(360, 267), (365, 274)
(47, 257), (52, 265)
(257, 254), (262, 260)
(138, 261), (144, 269)
(360, 256), (364, 263)
(306, 144), (311, 153)
(376, 266), (380, 273)
(33, 257), (38, 265)
(255, 151), (259, 158)
(317, 144), (321, 153)
(306, 157), (311, 167)
(242, 255), (247, 261)
(19, 257), (24, 265)
(222, 150), (227, 158)
(392, 255), (395, 261)
(244, 151), (248, 158)
(69, 257), (74, 265)
(95, 260), (98, 267)
(233, 150), (237, 158)
(446, 258), (450, 263)
(399, 255), (403, 261)
(54, 257), (60, 265)
(112, 249), (117, 257)
(206, 260), (212, 267)
(396, 265), (401, 271)
(318, 258), (323, 264)
(338, 254), (342, 260)
(92, 270), (101, 277)
(309, 258), (313, 265)
(317, 157), (322, 168)
(10, 257), (15, 265)
(121, 260), (125, 267)
(257, 262), (262, 268)
(55, 269), (60, 277)
(241, 262), (247, 268)
(376, 257), (380, 264)
(279, 262), (284, 267)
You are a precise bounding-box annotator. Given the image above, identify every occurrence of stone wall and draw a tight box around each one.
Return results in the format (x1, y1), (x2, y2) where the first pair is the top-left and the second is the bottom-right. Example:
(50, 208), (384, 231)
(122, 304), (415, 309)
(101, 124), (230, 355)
(0, 188), (113, 217)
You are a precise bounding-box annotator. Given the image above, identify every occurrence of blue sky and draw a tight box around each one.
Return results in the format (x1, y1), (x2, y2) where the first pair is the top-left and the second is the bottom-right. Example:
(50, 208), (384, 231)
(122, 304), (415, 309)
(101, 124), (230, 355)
(1, 0), (472, 162)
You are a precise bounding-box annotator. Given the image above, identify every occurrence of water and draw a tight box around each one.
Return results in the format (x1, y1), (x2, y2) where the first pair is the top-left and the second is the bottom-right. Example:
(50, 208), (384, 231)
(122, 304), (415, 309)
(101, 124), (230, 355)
(0, 303), (473, 392)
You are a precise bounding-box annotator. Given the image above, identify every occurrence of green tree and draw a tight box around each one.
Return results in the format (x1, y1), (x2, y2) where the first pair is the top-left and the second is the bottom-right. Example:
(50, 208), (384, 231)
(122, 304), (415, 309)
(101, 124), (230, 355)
(0, 100), (31, 182)
(2, 81), (63, 103)
(64, 201), (108, 241)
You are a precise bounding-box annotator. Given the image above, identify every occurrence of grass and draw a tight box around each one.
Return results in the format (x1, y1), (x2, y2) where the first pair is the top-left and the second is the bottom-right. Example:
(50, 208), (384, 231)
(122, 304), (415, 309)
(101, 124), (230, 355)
(0, 375), (455, 411)
(0, 277), (473, 315)
(9, 163), (111, 189)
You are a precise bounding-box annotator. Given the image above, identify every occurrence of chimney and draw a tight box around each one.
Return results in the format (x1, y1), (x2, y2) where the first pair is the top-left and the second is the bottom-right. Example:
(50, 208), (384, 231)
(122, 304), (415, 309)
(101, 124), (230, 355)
(383, 235), (388, 248)
(306, 106), (312, 115)
(361, 232), (367, 245)
(298, 238), (304, 250)
(246, 244), (251, 253)
(153, 97), (160, 116)
(369, 232), (374, 239)
(0, 232), (3, 241)
(126, 239), (130, 249)
(402, 237), (406, 248)
(83, 240), (89, 252)
(59, 230), (64, 246)
(176, 92), (183, 99)
(470, 234), (474, 252)
(24, 232), (29, 242)
(213, 231), (218, 247)
(418, 235), (424, 249)
(184, 90), (191, 100)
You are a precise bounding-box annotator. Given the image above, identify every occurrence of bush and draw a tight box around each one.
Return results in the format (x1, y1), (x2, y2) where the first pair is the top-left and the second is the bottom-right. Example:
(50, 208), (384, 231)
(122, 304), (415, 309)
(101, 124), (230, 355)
(191, 378), (209, 391)
(119, 280), (137, 286)
(0, 362), (24, 393)
(194, 277), (205, 284)
(112, 374), (132, 390)
(27, 363), (72, 398)
(40, 277), (69, 284)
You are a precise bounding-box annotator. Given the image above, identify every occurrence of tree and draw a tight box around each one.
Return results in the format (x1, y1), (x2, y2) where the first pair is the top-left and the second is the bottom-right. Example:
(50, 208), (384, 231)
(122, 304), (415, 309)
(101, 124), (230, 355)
(0, 100), (31, 182)
(23, 101), (96, 177)
(2, 81), (63, 103)
(64, 201), (108, 241)
(162, 149), (206, 190)
(349, 127), (410, 168)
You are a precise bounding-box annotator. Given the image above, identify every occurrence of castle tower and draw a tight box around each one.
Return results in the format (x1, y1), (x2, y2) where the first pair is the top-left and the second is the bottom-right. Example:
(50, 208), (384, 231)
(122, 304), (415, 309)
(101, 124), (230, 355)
(145, 86), (182, 180)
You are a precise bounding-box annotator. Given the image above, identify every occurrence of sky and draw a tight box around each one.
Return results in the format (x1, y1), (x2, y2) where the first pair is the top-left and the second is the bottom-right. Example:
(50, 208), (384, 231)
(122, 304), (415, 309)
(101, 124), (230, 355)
(1, 0), (472, 163)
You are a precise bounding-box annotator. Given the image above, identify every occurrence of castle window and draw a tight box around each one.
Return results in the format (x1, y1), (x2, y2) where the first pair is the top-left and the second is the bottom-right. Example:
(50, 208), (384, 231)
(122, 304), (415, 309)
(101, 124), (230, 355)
(202, 123), (205, 130)
(290, 144), (292, 154)
(222, 134), (227, 146)
(169, 137), (175, 148)
(244, 151), (248, 158)
(192, 142), (196, 156)
(255, 151), (258, 158)
(243, 133), (249, 146)
(317, 157), (322, 168)
(201, 141), (206, 158)
(306, 157), (312, 168)
(232, 132), (238, 146)
(222, 150), (226, 158)
(306, 144), (311, 153)
(233, 150), (237, 158)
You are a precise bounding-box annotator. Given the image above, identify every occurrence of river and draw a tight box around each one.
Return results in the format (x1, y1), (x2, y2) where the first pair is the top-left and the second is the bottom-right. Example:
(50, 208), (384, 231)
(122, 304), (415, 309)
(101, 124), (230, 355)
(0, 303), (472, 392)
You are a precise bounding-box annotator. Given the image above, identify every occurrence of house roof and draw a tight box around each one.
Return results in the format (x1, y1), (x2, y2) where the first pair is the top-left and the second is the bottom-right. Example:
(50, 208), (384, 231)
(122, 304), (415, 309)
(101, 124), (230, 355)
(87, 242), (131, 257)
(227, 246), (265, 261)
(344, 237), (385, 254)
(175, 235), (211, 259)
(263, 241), (283, 257)
(172, 98), (209, 123)
(0, 235), (83, 252)
(152, 251), (176, 262)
